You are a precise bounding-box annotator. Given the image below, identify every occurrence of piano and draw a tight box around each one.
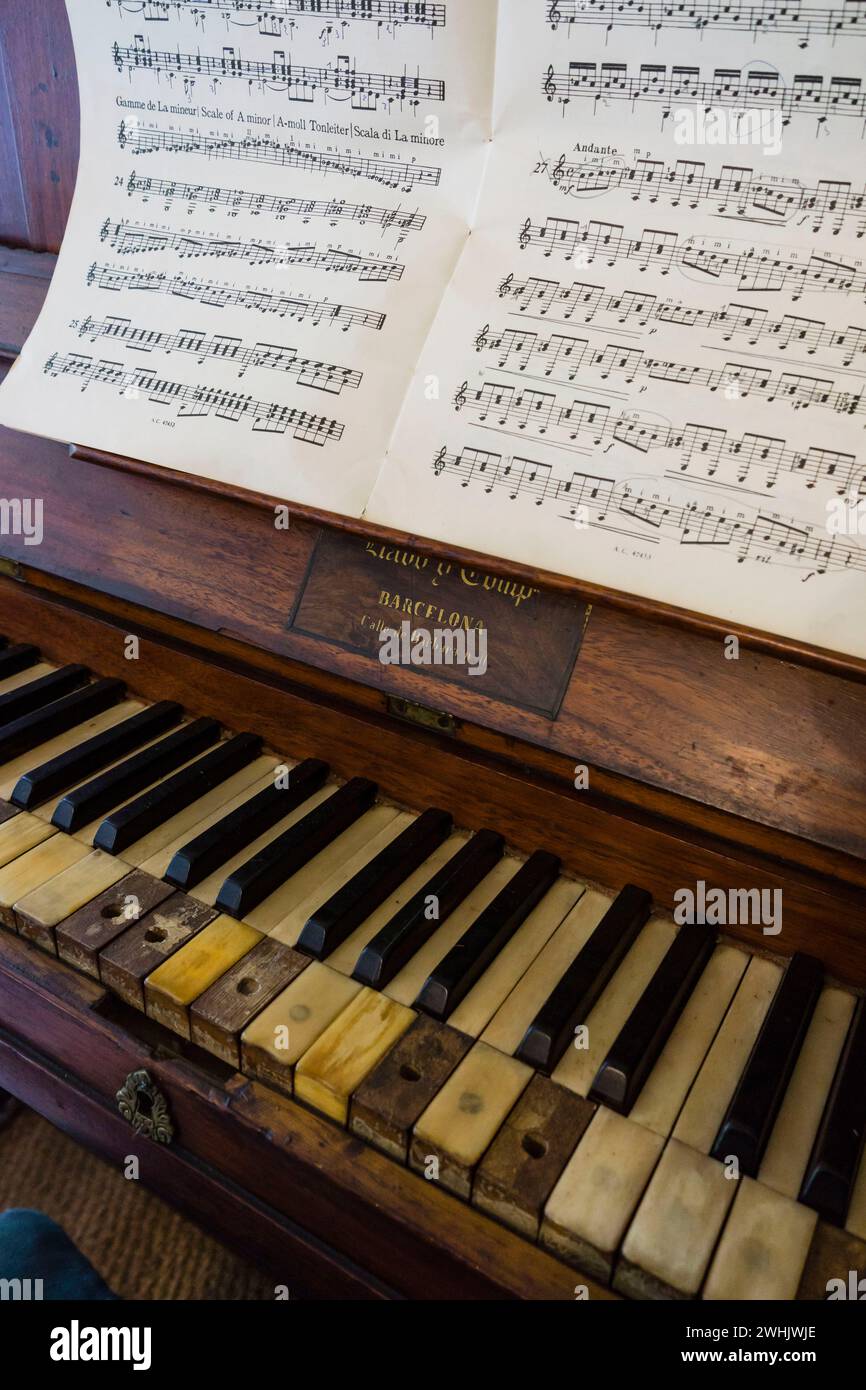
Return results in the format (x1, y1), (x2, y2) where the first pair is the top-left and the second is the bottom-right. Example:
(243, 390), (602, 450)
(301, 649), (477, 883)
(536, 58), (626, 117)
(1, 1), (865, 1302)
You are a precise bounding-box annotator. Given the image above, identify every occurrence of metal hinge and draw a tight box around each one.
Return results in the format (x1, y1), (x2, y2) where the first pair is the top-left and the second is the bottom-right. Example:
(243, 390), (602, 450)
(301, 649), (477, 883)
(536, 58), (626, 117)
(387, 696), (458, 736)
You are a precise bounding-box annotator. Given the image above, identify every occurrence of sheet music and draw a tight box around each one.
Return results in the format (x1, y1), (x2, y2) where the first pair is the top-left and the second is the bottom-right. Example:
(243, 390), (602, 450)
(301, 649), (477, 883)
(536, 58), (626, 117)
(367, 0), (866, 658)
(0, 0), (496, 513)
(4, 1), (866, 658)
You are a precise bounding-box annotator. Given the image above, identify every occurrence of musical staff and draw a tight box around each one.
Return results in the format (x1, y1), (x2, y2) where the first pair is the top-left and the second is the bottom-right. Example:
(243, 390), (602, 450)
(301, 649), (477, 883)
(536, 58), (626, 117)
(497, 274), (866, 367)
(519, 218), (866, 301)
(474, 323), (865, 418)
(535, 152), (866, 238)
(114, 37), (446, 111)
(115, 0), (447, 34)
(43, 353), (344, 444)
(432, 445), (866, 576)
(119, 122), (441, 194)
(542, 62), (866, 124)
(71, 315), (363, 393)
(545, 0), (866, 42)
(453, 379), (864, 492)
(100, 217), (405, 282)
(87, 263), (386, 332)
(122, 171), (427, 236)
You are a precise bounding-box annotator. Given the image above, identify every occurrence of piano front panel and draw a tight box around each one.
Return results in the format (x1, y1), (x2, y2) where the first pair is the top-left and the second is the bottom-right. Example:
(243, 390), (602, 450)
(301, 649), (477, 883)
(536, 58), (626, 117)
(0, 631), (864, 1302)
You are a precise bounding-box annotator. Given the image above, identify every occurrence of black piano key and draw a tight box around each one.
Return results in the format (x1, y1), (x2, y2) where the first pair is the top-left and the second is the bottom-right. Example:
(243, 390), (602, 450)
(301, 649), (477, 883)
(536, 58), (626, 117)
(164, 757), (330, 891)
(799, 999), (866, 1226)
(93, 732), (262, 855)
(711, 952), (824, 1177)
(296, 808), (454, 960)
(414, 849), (561, 1020)
(0, 678), (126, 764)
(351, 829), (505, 991)
(50, 717), (221, 833)
(215, 776), (377, 919)
(588, 923), (716, 1114)
(0, 665), (90, 725)
(11, 700), (184, 811)
(515, 884), (653, 1075)
(0, 644), (39, 681)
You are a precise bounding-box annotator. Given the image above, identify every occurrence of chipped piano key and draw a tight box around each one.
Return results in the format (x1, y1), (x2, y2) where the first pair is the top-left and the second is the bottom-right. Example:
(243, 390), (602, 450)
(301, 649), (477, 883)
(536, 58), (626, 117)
(144, 913), (263, 1037)
(55, 868), (176, 976)
(349, 1013), (474, 1163)
(472, 1074), (596, 1240)
(189, 937), (310, 1067)
(98, 893), (217, 1009)
(14, 848), (131, 953)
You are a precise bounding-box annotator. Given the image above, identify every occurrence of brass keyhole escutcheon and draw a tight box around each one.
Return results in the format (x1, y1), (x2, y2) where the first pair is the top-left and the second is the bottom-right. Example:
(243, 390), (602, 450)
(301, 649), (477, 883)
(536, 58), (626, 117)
(116, 1069), (174, 1145)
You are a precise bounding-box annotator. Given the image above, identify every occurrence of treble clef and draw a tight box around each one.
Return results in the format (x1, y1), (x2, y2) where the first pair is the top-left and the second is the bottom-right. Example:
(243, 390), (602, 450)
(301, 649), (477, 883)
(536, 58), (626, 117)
(498, 273), (514, 298)
(519, 218), (531, 251)
(433, 446), (447, 475)
(43, 352), (58, 376)
(544, 65), (557, 102)
(100, 217), (111, 243)
(553, 154), (567, 185)
(548, 2), (562, 28)
(474, 324), (490, 352)
(454, 381), (468, 411)
(118, 119), (127, 149)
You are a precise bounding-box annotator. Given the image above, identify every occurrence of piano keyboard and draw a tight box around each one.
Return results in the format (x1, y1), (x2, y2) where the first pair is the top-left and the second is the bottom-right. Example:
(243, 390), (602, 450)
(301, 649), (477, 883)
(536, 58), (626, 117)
(0, 635), (864, 1301)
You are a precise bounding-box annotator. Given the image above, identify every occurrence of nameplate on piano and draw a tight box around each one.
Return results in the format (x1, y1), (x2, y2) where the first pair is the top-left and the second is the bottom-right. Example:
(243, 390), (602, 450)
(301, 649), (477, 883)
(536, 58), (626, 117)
(289, 532), (588, 718)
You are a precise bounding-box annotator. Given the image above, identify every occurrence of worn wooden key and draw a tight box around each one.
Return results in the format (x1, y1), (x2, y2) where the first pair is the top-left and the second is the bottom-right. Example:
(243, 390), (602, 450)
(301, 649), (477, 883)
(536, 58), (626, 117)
(540, 1108), (664, 1285)
(410, 1040), (532, 1199)
(14, 848), (131, 952)
(144, 914), (263, 1037)
(55, 868), (175, 976)
(349, 1013), (474, 1162)
(796, 1221), (866, 1301)
(703, 1178), (817, 1300)
(98, 893), (217, 1009)
(615, 1139), (736, 1300)
(240, 962), (358, 1097)
(0, 834), (92, 929)
(294, 987), (415, 1124)
(189, 937), (309, 1066)
(473, 1074), (596, 1240)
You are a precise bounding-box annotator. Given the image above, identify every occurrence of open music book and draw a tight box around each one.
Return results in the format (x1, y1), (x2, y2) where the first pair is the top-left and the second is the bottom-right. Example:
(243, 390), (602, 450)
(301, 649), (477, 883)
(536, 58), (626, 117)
(2, 0), (865, 659)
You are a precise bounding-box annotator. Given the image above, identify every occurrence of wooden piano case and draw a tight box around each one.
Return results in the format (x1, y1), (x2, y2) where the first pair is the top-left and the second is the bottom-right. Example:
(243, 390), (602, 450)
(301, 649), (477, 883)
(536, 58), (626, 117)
(1, 0), (865, 1300)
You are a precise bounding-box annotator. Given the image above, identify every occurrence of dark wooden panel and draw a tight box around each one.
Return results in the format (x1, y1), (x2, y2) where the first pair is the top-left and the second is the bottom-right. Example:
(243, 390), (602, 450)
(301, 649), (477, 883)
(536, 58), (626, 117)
(0, 37), (27, 247)
(0, 248), (52, 356)
(0, 0), (78, 252)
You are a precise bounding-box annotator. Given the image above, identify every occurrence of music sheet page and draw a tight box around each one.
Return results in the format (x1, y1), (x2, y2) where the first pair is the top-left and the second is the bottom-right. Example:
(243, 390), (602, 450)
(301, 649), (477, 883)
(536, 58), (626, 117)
(0, 0), (496, 514)
(367, 0), (866, 658)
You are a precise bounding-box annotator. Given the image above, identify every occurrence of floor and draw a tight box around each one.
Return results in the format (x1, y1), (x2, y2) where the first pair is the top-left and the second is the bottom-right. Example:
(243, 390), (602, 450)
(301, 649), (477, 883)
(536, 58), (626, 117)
(0, 1102), (274, 1299)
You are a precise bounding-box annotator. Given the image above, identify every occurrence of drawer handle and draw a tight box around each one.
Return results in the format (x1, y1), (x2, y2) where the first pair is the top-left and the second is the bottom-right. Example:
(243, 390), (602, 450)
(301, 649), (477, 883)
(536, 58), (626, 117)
(116, 1069), (174, 1145)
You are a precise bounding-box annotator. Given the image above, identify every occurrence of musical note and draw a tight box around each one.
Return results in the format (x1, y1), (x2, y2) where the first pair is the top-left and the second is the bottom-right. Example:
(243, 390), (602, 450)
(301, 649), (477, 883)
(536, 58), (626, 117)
(86, 263), (386, 332)
(544, 0), (866, 43)
(474, 323), (865, 417)
(535, 151), (866, 238)
(114, 0), (447, 37)
(454, 380), (864, 492)
(100, 217), (406, 281)
(431, 446), (866, 576)
(542, 62), (866, 125)
(123, 171), (427, 236)
(497, 273), (866, 367)
(43, 352), (345, 444)
(119, 121), (441, 194)
(519, 218), (866, 301)
(113, 37), (446, 112)
(70, 315), (363, 393)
